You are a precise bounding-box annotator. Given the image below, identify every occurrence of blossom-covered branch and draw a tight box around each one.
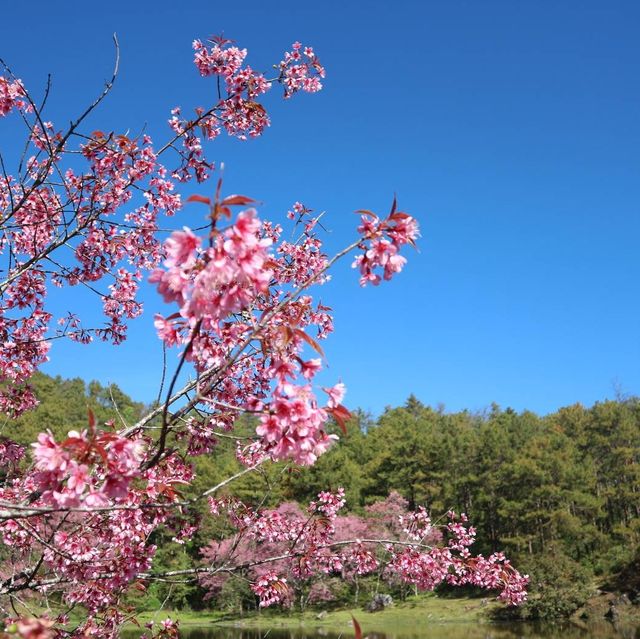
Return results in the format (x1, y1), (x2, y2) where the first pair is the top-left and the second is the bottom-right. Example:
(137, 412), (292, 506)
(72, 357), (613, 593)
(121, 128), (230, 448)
(0, 32), (526, 639)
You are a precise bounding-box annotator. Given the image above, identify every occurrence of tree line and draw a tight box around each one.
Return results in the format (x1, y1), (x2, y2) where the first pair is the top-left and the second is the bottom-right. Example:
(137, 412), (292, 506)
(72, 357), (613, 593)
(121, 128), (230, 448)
(5, 375), (639, 618)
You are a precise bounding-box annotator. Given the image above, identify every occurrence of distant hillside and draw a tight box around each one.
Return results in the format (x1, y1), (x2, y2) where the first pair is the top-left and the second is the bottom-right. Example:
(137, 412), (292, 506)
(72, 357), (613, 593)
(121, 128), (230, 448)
(4, 372), (145, 445)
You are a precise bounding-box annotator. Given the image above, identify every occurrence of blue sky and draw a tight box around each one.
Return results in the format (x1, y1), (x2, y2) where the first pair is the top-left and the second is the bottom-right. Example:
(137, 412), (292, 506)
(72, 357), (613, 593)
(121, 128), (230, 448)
(2, 0), (639, 416)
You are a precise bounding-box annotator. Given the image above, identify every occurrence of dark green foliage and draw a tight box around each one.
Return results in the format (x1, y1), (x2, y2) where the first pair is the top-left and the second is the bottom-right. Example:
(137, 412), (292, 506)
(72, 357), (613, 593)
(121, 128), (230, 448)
(215, 576), (256, 614)
(501, 547), (593, 619)
(607, 547), (640, 599)
(4, 372), (145, 444)
(146, 543), (198, 610)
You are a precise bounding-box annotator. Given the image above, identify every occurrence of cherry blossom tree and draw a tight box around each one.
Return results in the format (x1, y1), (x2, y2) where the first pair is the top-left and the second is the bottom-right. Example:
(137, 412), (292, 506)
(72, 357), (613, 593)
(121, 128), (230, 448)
(200, 492), (523, 611)
(0, 34), (526, 638)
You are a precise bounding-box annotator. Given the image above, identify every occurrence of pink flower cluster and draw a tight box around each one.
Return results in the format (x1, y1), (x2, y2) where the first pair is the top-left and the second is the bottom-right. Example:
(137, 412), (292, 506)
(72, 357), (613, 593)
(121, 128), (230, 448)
(173, 37), (324, 149)
(0, 76), (25, 116)
(0, 437), (25, 467)
(310, 487), (347, 519)
(256, 384), (338, 465)
(446, 511), (477, 553)
(400, 506), (433, 541)
(185, 37), (272, 145)
(0, 430), (193, 619)
(279, 42), (326, 99)
(31, 428), (144, 507)
(39, 508), (158, 614)
(137, 617), (180, 639)
(150, 195), (349, 463)
(459, 554), (529, 605)
(200, 491), (528, 609)
(251, 573), (291, 607)
(0, 130), (180, 413)
(277, 236), (330, 286)
(9, 616), (55, 639)
(193, 37), (248, 78)
(387, 511), (528, 605)
(352, 205), (420, 286)
(201, 491), (347, 600)
(151, 210), (272, 328)
(0, 267), (51, 416)
(10, 188), (61, 257)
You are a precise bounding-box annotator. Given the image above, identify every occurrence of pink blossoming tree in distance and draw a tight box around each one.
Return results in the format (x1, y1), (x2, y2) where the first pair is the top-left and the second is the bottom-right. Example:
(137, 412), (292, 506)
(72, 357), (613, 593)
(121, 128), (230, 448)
(0, 35), (527, 638)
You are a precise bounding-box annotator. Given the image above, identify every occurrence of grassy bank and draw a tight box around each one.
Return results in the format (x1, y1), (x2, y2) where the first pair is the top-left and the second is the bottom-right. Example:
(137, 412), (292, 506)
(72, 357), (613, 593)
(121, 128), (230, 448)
(133, 594), (501, 633)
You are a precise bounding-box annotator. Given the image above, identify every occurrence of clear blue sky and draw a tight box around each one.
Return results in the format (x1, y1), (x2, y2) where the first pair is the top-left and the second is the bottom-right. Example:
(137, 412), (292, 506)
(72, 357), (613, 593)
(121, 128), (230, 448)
(2, 0), (639, 416)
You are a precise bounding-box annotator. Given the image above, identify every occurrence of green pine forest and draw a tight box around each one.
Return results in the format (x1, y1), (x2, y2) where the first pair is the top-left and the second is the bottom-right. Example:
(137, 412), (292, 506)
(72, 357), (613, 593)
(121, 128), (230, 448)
(3, 373), (640, 620)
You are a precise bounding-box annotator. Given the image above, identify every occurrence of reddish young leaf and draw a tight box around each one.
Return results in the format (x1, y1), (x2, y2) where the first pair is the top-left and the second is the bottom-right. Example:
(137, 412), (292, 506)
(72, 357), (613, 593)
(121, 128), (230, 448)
(262, 258), (279, 270)
(187, 195), (212, 206)
(87, 407), (96, 433)
(389, 194), (398, 215)
(91, 442), (110, 466)
(245, 101), (267, 116)
(352, 616), (363, 639)
(355, 209), (379, 220)
(214, 204), (232, 219)
(329, 404), (351, 435)
(259, 336), (269, 361)
(209, 33), (235, 47)
(221, 194), (257, 206)
(277, 325), (293, 346)
(109, 236), (128, 248)
(388, 212), (411, 222)
(60, 435), (85, 449)
(294, 329), (325, 358)
(96, 431), (118, 443)
(314, 514), (332, 528)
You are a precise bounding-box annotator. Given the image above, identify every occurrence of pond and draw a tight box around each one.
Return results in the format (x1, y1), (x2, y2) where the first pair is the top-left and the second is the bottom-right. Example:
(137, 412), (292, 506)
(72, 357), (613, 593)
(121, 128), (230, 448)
(122, 621), (640, 639)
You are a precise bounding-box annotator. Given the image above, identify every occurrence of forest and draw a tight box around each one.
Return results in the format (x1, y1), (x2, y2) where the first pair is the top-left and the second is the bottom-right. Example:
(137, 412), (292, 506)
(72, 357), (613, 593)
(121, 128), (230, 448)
(4, 372), (639, 621)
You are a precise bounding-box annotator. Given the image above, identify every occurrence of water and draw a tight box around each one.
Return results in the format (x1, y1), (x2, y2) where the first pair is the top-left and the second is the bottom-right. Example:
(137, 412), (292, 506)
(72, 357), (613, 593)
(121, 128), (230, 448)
(122, 620), (640, 639)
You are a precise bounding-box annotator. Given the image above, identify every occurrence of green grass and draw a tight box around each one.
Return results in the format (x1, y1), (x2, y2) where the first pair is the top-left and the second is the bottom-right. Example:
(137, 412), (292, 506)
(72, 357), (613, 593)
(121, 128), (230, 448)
(130, 594), (501, 633)
(132, 609), (226, 627)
